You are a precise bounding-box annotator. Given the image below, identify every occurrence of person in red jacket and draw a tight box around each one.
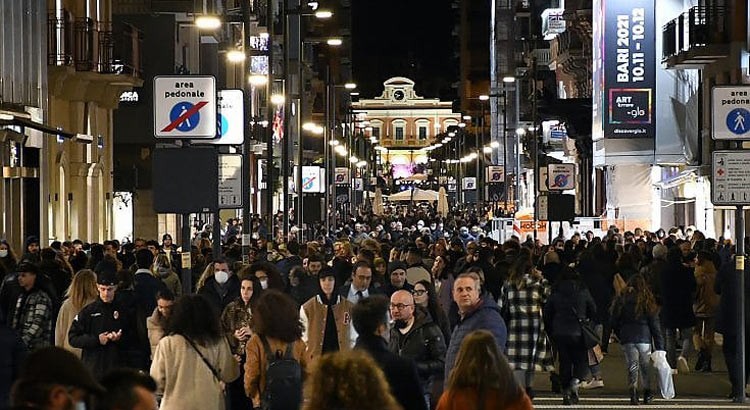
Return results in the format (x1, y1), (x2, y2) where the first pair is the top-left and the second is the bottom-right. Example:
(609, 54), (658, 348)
(437, 330), (533, 410)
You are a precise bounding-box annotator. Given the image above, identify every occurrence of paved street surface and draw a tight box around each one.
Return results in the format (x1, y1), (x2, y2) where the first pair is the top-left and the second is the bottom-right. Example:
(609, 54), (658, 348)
(529, 341), (750, 409)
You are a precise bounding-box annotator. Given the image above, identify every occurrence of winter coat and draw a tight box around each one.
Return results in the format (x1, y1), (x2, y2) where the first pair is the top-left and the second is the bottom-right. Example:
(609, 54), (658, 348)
(693, 260), (719, 317)
(197, 275), (240, 316)
(543, 279), (597, 340)
(500, 275), (555, 372)
(300, 295), (354, 361)
(659, 260), (696, 329)
(244, 335), (309, 409)
(714, 261), (750, 336)
(445, 295), (507, 382)
(220, 298), (253, 356)
(151, 334), (239, 410)
(0, 324), (25, 406)
(436, 387), (533, 410)
(610, 290), (665, 349)
(146, 308), (166, 359)
(11, 289), (53, 351)
(68, 298), (124, 379)
(55, 298), (95, 358)
(159, 271), (182, 298)
(355, 334), (427, 410)
(579, 252), (616, 324)
(388, 309), (447, 395)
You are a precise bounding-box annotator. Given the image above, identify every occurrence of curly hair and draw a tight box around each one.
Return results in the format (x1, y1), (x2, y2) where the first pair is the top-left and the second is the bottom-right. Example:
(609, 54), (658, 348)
(252, 290), (303, 343)
(303, 350), (402, 410)
(627, 274), (658, 317)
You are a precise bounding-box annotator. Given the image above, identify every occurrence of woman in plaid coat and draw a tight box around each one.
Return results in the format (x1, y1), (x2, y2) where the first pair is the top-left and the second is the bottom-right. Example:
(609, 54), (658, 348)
(500, 248), (555, 398)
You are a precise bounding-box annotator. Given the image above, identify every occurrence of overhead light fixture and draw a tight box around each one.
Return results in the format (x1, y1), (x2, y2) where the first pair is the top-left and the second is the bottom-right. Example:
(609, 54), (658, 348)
(302, 122), (317, 131)
(344, 82), (357, 89)
(483, 146), (493, 153)
(329, 140), (340, 146)
(226, 50), (246, 62)
(462, 115), (471, 120)
(335, 145), (348, 156)
(326, 38), (343, 46)
(349, 92), (360, 96)
(448, 132), (455, 137)
(458, 123), (466, 128)
(349, 156), (359, 163)
(312, 125), (325, 135)
(490, 141), (500, 148)
(248, 74), (268, 86)
(503, 76), (516, 83)
(314, 10), (333, 18)
(195, 15), (221, 30)
(356, 160), (367, 168)
(436, 143), (443, 148)
(516, 127), (527, 135)
(479, 95), (489, 101)
(271, 94), (285, 105)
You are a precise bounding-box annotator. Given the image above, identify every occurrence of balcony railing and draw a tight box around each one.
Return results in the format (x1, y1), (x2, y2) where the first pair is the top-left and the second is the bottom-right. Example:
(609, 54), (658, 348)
(662, 6), (730, 62)
(47, 10), (142, 77)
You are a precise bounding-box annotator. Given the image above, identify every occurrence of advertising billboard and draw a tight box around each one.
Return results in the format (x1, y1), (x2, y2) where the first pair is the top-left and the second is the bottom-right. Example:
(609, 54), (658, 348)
(598, 0), (656, 140)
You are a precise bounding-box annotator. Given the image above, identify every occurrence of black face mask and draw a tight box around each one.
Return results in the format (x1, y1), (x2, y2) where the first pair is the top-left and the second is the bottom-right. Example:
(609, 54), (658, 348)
(394, 319), (409, 329)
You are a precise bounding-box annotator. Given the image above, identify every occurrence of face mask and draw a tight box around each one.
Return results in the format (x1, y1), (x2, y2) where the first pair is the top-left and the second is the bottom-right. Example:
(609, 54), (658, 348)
(0, 250), (7, 258)
(260, 279), (268, 290)
(215, 270), (229, 284)
(157, 267), (171, 278)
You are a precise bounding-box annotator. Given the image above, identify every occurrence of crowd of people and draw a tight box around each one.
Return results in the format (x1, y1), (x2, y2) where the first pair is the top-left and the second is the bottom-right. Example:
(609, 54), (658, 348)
(0, 209), (748, 409)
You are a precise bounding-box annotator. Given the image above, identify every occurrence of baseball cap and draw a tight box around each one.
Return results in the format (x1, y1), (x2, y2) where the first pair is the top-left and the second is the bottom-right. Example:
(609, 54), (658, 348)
(19, 347), (105, 394)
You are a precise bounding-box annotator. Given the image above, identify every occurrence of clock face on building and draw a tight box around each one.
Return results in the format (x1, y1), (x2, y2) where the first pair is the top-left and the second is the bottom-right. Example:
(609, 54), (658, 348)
(393, 90), (405, 101)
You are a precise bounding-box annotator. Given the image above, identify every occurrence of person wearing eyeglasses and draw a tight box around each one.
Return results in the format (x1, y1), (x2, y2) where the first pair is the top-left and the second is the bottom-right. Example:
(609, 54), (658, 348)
(388, 290), (446, 409)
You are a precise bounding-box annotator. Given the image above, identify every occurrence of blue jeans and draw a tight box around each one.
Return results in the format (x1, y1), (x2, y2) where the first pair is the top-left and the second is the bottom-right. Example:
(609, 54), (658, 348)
(623, 343), (652, 390)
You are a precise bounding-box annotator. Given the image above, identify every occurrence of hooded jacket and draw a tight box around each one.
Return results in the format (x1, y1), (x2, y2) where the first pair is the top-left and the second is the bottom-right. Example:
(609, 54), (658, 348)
(388, 308), (447, 394)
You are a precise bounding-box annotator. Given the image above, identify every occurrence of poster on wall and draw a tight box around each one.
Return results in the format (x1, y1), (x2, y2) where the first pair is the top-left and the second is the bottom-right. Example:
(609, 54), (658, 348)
(601, 0), (656, 139)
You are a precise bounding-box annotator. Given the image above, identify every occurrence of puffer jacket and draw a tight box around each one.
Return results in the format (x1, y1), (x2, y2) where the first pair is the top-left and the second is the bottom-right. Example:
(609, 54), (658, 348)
(388, 308), (447, 394)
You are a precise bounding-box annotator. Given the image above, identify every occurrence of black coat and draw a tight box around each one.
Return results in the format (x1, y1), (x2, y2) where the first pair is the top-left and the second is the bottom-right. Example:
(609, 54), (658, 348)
(355, 335), (427, 410)
(659, 260), (696, 329)
(543, 279), (597, 340)
(714, 261), (750, 336)
(0, 323), (25, 406)
(197, 275), (241, 316)
(68, 299), (124, 379)
(388, 310), (447, 394)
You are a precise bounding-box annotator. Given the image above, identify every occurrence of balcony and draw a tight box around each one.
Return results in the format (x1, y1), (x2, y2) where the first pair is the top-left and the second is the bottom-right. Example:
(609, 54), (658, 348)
(662, 6), (730, 69)
(47, 9), (143, 107)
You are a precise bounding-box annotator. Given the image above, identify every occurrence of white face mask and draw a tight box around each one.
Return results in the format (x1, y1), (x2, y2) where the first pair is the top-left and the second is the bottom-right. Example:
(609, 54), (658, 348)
(0, 250), (7, 258)
(214, 270), (229, 284)
(260, 279), (269, 290)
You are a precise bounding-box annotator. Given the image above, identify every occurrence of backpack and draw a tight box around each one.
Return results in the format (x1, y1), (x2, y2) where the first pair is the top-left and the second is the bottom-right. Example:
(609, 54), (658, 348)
(260, 335), (302, 410)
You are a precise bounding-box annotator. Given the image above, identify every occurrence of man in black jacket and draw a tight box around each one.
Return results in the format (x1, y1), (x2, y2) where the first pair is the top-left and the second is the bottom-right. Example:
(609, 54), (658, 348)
(352, 295), (427, 410)
(68, 270), (124, 379)
(388, 290), (446, 408)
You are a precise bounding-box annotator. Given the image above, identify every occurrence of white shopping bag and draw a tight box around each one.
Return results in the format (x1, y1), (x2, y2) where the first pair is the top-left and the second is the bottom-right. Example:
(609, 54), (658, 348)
(651, 350), (675, 399)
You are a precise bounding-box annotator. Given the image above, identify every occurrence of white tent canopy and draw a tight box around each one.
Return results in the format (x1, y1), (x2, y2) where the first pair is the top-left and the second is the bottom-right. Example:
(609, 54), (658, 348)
(388, 188), (439, 202)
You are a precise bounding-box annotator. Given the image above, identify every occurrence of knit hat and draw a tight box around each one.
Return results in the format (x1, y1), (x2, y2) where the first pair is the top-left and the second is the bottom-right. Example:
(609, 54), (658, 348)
(25, 235), (39, 248)
(19, 346), (105, 394)
(388, 261), (408, 274)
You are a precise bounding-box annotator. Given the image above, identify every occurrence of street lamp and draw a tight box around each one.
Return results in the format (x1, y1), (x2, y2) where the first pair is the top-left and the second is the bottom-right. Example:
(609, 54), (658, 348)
(195, 15), (222, 30)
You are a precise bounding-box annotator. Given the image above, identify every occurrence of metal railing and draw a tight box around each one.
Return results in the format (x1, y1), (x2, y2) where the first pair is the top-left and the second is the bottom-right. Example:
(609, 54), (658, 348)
(662, 6), (729, 61)
(47, 9), (142, 77)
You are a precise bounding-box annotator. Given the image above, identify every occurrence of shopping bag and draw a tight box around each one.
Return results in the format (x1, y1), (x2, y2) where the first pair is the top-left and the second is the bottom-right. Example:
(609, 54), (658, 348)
(651, 350), (675, 399)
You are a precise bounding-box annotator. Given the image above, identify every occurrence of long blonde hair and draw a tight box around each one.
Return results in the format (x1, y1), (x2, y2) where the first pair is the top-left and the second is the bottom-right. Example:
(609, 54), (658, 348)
(151, 253), (172, 276)
(66, 269), (98, 311)
(303, 350), (402, 410)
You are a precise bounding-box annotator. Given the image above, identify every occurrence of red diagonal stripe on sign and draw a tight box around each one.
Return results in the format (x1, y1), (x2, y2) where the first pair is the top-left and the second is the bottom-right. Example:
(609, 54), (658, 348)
(161, 101), (208, 132)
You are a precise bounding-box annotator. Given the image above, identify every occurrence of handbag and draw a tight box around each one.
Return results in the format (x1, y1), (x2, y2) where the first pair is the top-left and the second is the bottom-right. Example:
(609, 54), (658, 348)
(572, 307), (600, 349)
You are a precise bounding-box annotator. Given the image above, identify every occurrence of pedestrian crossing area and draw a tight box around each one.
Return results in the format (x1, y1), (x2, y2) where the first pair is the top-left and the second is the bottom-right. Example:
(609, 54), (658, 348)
(532, 396), (749, 409)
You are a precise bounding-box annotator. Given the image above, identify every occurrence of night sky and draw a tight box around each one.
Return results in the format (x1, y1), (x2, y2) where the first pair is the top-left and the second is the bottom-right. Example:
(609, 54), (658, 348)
(351, 0), (458, 101)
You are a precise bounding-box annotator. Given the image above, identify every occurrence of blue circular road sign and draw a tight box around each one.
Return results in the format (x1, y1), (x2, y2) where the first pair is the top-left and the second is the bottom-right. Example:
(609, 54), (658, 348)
(169, 101), (201, 132)
(217, 113), (229, 136)
(726, 108), (750, 135)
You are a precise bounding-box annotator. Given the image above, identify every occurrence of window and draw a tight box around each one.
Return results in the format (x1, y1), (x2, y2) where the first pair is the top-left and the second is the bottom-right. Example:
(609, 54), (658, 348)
(418, 126), (427, 140)
(395, 127), (405, 140)
(372, 127), (380, 138)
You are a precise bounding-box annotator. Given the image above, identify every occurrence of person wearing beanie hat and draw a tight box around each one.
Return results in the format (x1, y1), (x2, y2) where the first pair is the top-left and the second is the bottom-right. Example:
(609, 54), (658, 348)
(382, 261), (414, 297)
(299, 268), (356, 362)
(10, 346), (105, 408)
(68, 267), (125, 379)
(21, 236), (40, 264)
